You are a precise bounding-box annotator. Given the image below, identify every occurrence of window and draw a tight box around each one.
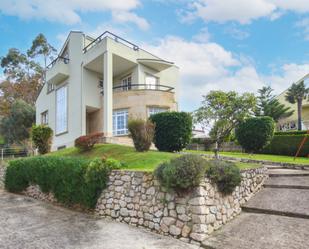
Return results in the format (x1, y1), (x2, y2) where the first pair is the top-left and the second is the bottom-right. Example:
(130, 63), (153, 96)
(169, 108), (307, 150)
(41, 111), (48, 125)
(113, 109), (128, 136)
(56, 85), (68, 134)
(47, 82), (54, 93)
(121, 75), (132, 91)
(148, 107), (168, 117)
(145, 75), (158, 90)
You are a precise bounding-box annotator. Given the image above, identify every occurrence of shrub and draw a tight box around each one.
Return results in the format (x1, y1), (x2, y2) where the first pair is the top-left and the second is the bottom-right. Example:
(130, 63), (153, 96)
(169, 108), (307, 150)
(150, 112), (192, 152)
(128, 118), (155, 152)
(4, 156), (119, 209)
(31, 125), (53, 154)
(206, 160), (242, 195)
(74, 132), (103, 151)
(235, 116), (275, 153)
(261, 134), (309, 157)
(154, 154), (207, 191)
(274, 130), (307, 136)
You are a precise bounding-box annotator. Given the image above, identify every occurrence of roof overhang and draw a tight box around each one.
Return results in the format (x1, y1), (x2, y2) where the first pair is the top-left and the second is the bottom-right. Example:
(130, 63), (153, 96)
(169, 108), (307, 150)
(137, 58), (174, 71)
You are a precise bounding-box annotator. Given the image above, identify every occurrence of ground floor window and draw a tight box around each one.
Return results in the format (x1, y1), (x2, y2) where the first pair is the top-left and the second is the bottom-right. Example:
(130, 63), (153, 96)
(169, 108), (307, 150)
(148, 106), (168, 117)
(41, 111), (48, 125)
(113, 109), (128, 136)
(56, 85), (68, 134)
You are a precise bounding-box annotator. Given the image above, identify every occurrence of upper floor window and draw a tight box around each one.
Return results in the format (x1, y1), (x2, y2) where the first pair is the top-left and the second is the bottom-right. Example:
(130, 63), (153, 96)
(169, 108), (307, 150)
(145, 75), (158, 90)
(113, 109), (128, 136)
(41, 111), (48, 125)
(121, 75), (132, 91)
(56, 85), (68, 135)
(47, 82), (54, 93)
(148, 107), (168, 117)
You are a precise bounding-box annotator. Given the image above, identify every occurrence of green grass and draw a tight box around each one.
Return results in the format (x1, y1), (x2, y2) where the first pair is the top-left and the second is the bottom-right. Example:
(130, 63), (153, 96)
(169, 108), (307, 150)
(234, 162), (261, 170)
(50, 144), (178, 172)
(187, 150), (309, 165)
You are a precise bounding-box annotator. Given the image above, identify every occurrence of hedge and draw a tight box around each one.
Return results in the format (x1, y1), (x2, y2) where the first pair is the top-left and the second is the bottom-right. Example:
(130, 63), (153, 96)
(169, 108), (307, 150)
(261, 135), (309, 157)
(150, 111), (192, 152)
(274, 130), (308, 136)
(5, 156), (116, 209)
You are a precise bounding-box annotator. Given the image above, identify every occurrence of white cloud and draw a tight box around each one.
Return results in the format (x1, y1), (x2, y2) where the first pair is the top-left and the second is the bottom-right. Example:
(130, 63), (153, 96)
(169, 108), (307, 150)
(182, 0), (309, 24)
(296, 18), (309, 41)
(0, 0), (148, 30)
(112, 11), (150, 31)
(224, 25), (250, 40)
(143, 36), (309, 111)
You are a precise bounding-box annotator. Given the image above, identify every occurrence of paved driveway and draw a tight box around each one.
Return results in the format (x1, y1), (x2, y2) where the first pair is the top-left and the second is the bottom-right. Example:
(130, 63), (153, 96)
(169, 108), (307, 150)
(0, 190), (199, 249)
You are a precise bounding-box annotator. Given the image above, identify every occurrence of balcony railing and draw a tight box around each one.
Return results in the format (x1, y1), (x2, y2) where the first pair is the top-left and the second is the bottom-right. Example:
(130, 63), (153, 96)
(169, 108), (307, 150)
(83, 31), (139, 54)
(46, 56), (69, 69)
(99, 83), (174, 95)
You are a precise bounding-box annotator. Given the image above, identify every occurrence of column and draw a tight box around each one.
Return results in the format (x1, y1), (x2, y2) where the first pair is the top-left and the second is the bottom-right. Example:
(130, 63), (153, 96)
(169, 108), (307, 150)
(103, 51), (113, 137)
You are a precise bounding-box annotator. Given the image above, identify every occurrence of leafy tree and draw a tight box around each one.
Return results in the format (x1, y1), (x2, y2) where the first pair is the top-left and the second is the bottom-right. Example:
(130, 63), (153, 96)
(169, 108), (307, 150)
(0, 100), (35, 145)
(235, 116), (275, 153)
(31, 125), (53, 154)
(194, 91), (256, 159)
(255, 86), (293, 122)
(285, 81), (309, 130)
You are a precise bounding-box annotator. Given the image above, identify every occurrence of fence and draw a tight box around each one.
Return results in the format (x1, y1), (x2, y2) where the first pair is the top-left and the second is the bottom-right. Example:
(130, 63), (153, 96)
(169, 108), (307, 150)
(0, 147), (33, 162)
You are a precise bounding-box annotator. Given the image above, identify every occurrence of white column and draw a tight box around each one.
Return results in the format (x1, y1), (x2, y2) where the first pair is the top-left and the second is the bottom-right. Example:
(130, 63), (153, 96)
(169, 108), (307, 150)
(103, 51), (113, 137)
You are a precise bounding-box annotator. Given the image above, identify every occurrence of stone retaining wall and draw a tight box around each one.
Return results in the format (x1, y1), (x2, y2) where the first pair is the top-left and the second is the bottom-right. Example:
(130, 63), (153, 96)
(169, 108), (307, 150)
(0, 166), (5, 188)
(0, 165), (267, 245)
(95, 167), (267, 245)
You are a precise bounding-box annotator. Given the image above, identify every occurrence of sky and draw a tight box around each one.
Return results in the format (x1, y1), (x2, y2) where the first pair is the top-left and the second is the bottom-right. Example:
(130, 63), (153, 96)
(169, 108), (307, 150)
(0, 0), (309, 111)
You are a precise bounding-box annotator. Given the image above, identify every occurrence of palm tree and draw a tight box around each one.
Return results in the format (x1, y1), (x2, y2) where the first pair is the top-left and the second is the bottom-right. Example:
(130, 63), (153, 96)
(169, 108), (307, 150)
(285, 81), (309, 130)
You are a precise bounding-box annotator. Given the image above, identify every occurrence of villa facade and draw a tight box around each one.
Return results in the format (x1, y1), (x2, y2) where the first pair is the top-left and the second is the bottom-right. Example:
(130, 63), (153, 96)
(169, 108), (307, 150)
(35, 31), (179, 150)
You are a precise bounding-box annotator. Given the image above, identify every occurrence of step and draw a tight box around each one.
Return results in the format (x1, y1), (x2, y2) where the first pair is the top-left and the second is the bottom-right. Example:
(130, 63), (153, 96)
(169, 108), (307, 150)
(267, 168), (309, 177)
(202, 213), (309, 249)
(242, 188), (309, 218)
(264, 176), (309, 189)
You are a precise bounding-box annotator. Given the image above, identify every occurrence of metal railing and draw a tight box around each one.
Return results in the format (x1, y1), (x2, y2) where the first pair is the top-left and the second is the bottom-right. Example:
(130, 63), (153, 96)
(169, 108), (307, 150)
(99, 83), (174, 95)
(46, 56), (70, 69)
(0, 147), (31, 162)
(83, 31), (139, 53)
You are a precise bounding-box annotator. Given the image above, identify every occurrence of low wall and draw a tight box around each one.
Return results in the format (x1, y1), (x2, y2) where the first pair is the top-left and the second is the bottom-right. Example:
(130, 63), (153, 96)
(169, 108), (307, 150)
(0, 165), (267, 245)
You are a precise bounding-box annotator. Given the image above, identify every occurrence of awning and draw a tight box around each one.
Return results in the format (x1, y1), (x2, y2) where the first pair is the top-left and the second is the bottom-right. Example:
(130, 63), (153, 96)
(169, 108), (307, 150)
(137, 58), (174, 71)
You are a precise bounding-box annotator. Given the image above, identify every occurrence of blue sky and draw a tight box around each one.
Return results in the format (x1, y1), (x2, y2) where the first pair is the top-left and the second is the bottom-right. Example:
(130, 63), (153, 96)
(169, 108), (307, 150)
(1, 0), (309, 111)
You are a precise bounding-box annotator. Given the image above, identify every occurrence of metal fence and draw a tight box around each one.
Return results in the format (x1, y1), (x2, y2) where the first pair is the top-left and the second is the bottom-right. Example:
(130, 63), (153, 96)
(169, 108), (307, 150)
(0, 147), (33, 162)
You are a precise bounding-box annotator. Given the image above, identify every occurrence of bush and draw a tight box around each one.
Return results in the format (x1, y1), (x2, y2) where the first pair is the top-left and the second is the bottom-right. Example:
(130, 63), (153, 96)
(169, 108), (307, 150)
(206, 160), (242, 195)
(261, 134), (309, 157)
(274, 130), (307, 136)
(74, 132), (103, 151)
(128, 118), (155, 152)
(235, 116), (275, 153)
(154, 154), (207, 191)
(150, 112), (192, 152)
(31, 125), (53, 154)
(4, 156), (120, 209)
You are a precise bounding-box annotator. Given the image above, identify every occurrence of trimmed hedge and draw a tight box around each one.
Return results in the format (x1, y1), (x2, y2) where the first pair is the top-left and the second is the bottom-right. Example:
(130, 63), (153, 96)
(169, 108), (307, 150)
(262, 135), (309, 157)
(5, 156), (117, 209)
(274, 130), (307, 136)
(150, 112), (192, 152)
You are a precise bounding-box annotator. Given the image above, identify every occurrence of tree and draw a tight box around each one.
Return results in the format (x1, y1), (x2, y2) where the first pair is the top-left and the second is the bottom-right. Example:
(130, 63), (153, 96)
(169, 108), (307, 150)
(285, 81), (309, 130)
(235, 116), (275, 153)
(194, 91), (256, 159)
(0, 100), (35, 145)
(31, 125), (53, 154)
(255, 86), (293, 122)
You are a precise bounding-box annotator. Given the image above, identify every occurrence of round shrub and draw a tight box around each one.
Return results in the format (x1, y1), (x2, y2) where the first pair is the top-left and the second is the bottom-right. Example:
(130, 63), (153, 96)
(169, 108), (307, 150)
(128, 118), (155, 152)
(235, 116), (275, 153)
(31, 125), (53, 154)
(74, 132), (104, 151)
(206, 160), (241, 195)
(154, 154), (207, 191)
(150, 112), (192, 152)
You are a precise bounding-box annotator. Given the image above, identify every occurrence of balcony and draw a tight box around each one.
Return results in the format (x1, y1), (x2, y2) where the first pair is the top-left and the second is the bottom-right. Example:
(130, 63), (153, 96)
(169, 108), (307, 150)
(46, 57), (69, 85)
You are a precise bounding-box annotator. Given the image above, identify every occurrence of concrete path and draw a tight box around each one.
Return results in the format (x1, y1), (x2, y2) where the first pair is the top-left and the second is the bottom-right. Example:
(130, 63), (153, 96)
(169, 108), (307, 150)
(203, 167), (309, 249)
(0, 190), (199, 249)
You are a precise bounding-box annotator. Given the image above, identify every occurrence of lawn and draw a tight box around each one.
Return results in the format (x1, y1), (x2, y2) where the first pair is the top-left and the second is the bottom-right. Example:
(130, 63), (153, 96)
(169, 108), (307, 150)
(187, 150), (309, 165)
(50, 144), (177, 171)
(50, 144), (262, 171)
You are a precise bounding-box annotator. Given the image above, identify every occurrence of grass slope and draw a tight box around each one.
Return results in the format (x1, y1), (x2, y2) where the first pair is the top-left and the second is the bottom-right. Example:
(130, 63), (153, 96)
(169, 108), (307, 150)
(188, 150), (309, 165)
(50, 144), (177, 171)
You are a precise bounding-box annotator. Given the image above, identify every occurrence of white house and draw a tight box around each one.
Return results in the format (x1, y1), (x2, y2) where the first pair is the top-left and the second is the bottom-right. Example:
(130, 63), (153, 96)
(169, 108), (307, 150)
(35, 31), (179, 150)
